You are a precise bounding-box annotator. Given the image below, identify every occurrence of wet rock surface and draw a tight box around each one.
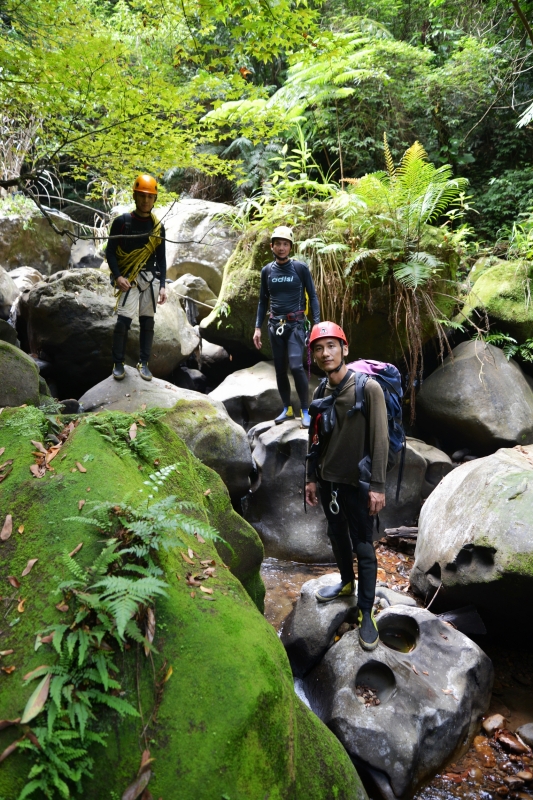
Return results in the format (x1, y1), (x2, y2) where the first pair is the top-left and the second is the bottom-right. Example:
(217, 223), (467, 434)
(0, 211), (74, 273)
(0, 340), (40, 406)
(303, 605), (493, 798)
(417, 341), (533, 452)
(0, 266), (19, 319)
(410, 444), (533, 636)
(244, 419), (334, 562)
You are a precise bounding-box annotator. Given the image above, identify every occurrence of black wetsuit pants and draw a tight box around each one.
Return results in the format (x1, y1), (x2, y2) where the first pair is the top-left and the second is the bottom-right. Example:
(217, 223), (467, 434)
(319, 480), (377, 611)
(268, 320), (308, 408)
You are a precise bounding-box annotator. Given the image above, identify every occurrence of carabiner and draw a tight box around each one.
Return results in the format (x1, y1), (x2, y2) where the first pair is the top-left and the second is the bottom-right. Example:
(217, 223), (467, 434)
(329, 489), (340, 515)
(276, 319), (286, 336)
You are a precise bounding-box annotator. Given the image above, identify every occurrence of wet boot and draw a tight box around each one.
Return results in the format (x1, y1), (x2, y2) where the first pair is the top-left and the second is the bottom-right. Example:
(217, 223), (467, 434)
(138, 316), (154, 382)
(112, 316), (130, 380)
(137, 362), (153, 381)
(275, 405), (294, 424)
(358, 608), (379, 650)
(315, 580), (356, 603)
(300, 408), (311, 428)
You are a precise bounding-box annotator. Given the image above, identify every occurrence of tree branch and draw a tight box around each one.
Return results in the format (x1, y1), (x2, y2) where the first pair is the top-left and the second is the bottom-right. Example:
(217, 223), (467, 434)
(510, 0), (533, 48)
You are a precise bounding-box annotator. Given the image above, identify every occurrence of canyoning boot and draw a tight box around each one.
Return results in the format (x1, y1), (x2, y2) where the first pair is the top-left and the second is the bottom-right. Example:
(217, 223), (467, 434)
(275, 405), (294, 424)
(137, 362), (153, 381)
(300, 408), (311, 428)
(315, 580), (356, 603)
(112, 362), (126, 381)
(358, 608), (379, 651)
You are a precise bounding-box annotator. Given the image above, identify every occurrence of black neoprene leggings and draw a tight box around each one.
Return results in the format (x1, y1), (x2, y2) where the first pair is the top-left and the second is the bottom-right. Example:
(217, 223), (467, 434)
(319, 480), (378, 611)
(267, 321), (308, 408)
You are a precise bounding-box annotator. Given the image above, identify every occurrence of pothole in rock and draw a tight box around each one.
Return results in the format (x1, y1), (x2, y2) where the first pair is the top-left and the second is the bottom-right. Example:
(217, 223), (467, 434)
(355, 683), (381, 707)
(378, 613), (420, 654)
(355, 660), (396, 705)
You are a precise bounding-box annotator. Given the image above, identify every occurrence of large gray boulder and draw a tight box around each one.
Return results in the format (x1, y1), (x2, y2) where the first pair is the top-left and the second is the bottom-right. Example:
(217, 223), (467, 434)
(0, 340), (40, 406)
(303, 605), (493, 798)
(0, 319), (18, 346)
(410, 444), (533, 635)
(79, 368), (253, 496)
(244, 419), (333, 562)
(161, 199), (238, 294)
(417, 340), (533, 453)
(380, 438), (453, 529)
(0, 211), (74, 274)
(172, 273), (217, 322)
(210, 361), (320, 429)
(9, 266), (45, 292)
(0, 266), (19, 319)
(18, 269), (199, 398)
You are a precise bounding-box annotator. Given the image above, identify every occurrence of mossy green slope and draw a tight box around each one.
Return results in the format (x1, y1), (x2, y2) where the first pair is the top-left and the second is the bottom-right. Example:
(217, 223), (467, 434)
(461, 260), (533, 341)
(0, 408), (366, 800)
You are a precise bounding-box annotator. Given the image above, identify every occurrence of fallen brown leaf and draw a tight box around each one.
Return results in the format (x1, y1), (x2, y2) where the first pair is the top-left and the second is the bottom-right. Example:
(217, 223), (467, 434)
(201, 559), (216, 567)
(31, 440), (47, 455)
(186, 573), (201, 587)
(68, 543), (83, 558)
(21, 559), (38, 577)
(194, 532), (206, 543)
(190, 591), (195, 598)
(203, 489), (211, 496)
(86, 487), (91, 492)
(163, 666), (173, 683)
(26, 730), (40, 748)
(412, 665), (419, 675)
(23, 665), (50, 681)
(39, 634), (54, 645)
(76, 462), (87, 473)
(1, 515), (12, 541)
(30, 464), (45, 478)
(78, 499), (85, 511)
(121, 770), (151, 800)
(422, 670), (429, 676)
(200, 585), (213, 594)
(17, 598), (26, 613)
(0, 650), (14, 657)
(0, 448), (4, 458)
(144, 608), (155, 657)
(55, 603), (69, 613)
(187, 547), (195, 560)
(45, 445), (61, 464)
(203, 567), (216, 577)
(1, 666), (16, 674)
(180, 552), (194, 565)
(139, 749), (154, 775)
(17, 525), (24, 534)
(137, 419), (146, 427)
(129, 422), (138, 440)
(7, 576), (20, 589)
(0, 737), (23, 764)
(0, 719), (20, 730)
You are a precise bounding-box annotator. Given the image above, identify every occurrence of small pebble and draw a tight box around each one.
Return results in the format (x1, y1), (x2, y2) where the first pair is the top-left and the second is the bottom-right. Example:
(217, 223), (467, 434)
(483, 714), (506, 736)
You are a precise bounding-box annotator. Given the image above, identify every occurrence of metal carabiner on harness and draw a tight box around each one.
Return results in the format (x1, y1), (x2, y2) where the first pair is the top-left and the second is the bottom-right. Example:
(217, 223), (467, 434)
(329, 489), (340, 515)
(276, 318), (286, 336)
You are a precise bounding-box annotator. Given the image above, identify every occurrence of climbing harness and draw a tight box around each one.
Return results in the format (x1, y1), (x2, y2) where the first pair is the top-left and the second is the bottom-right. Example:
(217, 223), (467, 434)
(329, 488), (340, 515)
(113, 212), (162, 311)
(276, 320), (286, 336)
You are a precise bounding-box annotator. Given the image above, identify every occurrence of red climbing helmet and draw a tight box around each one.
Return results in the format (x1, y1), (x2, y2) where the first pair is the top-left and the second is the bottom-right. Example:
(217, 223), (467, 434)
(309, 321), (348, 347)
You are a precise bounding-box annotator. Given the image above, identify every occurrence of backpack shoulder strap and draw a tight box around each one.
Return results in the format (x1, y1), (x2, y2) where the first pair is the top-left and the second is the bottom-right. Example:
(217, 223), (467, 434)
(347, 371), (368, 418)
(316, 377), (327, 399)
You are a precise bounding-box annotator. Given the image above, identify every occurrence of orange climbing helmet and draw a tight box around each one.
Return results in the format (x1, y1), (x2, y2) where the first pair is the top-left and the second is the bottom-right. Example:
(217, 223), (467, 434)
(132, 174), (158, 195)
(309, 321), (348, 347)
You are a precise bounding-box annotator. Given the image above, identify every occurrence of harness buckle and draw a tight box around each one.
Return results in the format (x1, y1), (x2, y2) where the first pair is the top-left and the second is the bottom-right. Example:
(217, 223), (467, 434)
(329, 489), (340, 515)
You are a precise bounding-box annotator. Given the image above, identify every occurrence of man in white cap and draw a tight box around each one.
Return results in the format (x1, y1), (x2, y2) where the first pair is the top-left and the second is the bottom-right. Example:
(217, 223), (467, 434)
(253, 226), (320, 427)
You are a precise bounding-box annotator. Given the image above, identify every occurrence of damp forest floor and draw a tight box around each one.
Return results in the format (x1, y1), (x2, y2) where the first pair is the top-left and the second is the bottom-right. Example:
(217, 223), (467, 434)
(260, 542), (533, 800)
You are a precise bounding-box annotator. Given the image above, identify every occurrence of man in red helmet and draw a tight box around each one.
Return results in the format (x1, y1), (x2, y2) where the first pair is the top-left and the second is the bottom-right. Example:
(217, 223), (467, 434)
(305, 321), (388, 651)
(106, 174), (167, 382)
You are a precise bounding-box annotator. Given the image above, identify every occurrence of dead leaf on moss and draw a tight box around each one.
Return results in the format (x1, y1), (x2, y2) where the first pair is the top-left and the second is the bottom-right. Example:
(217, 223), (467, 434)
(200, 559), (216, 567)
(68, 543), (83, 558)
(76, 462), (87, 473)
(203, 489), (211, 496)
(139, 749), (154, 775)
(30, 440), (47, 455)
(21, 674), (51, 724)
(0, 737), (23, 763)
(163, 666), (173, 683)
(17, 525), (24, 534)
(203, 567), (216, 577)
(21, 559), (38, 577)
(45, 446), (61, 464)
(194, 532), (206, 544)
(186, 573), (201, 587)
(39, 634), (53, 645)
(78, 500), (85, 511)
(7, 576), (20, 589)
(144, 608), (155, 657)
(129, 422), (137, 440)
(55, 603), (69, 613)
(200, 586), (213, 595)
(0, 448), (4, 458)
(180, 552), (194, 565)
(190, 591), (195, 598)
(17, 598), (26, 613)
(1, 666), (16, 674)
(0, 719), (19, 730)
(1, 515), (12, 541)
(86, 487), (91, 492)
(187, 547), (195, 560)
(122, 769), (151, 800)
(137, 419), (146, 427)
(30, 464), (45, 478)
(0, 650), (14, 657)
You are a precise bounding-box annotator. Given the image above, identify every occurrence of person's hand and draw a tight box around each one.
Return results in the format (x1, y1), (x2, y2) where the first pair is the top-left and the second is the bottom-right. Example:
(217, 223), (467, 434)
(368, 491), (385, 516)
(305, 481), (319, 507)
(158, 287), (167, 305)
(116, 276), (131, 292)
(253, 327), (262, 350)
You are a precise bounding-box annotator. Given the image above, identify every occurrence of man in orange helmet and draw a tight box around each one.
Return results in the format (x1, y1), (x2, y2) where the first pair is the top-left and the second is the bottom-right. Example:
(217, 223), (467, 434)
(106, 174), (167, 381)
(305, 321), (388, 651)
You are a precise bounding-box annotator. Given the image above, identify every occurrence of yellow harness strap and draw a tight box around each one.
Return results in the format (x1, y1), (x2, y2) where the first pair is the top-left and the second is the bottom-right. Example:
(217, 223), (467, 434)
(113, 213), (162, 310)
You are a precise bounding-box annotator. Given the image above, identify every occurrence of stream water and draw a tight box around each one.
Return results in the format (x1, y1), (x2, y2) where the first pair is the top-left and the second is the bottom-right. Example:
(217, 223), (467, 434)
(260, 544), (533, 800)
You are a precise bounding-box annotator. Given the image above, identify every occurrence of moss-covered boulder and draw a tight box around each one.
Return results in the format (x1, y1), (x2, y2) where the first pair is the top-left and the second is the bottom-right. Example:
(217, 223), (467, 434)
(460, 259), (533, 342)
(0, 340), (40, 407)
(201, 226), (459, 363)
(0, 407), (366, 800)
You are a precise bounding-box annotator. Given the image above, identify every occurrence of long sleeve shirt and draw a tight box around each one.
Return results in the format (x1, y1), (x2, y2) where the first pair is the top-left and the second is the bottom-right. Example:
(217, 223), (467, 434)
(308, 373), (389, 493)
(255, 259), (320, 327)
(106, 211), (167, 289)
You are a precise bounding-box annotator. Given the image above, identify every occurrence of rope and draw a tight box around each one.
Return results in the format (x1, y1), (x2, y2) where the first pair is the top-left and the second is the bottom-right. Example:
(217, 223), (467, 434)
(113, 213), (161, 310)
